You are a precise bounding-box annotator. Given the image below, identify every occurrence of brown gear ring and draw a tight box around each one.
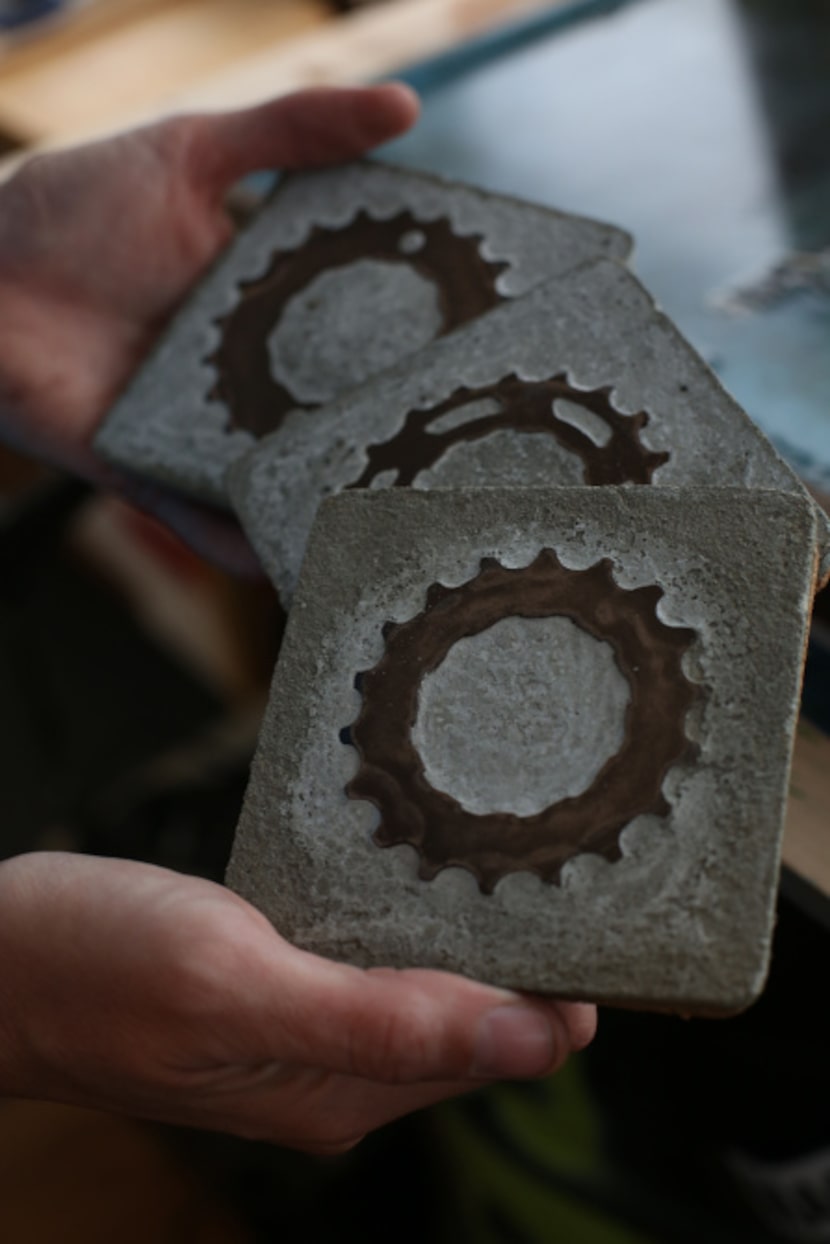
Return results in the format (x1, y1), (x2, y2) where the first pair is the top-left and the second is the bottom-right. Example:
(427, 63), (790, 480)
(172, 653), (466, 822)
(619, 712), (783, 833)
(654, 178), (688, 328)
(349, 373), (669, 489)
(208, 210), (508, 439)
(344, 551), (698, 893)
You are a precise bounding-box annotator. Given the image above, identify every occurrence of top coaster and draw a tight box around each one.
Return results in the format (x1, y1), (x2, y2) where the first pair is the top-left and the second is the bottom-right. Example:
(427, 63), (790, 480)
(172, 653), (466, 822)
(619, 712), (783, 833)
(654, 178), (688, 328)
(226, 486), (817, 1015)
(94, 160), (630, 504)
(229, 258), (830, 601)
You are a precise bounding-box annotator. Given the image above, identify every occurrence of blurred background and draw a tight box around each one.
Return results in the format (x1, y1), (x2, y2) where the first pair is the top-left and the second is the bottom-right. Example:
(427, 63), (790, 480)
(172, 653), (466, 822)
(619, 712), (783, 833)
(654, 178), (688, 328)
(2, 1), (830, 1240)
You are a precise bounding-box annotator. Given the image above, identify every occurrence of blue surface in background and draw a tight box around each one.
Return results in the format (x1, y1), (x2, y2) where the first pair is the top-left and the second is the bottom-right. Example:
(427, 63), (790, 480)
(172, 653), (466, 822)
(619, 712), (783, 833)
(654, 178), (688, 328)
(381, 0), (830, 489)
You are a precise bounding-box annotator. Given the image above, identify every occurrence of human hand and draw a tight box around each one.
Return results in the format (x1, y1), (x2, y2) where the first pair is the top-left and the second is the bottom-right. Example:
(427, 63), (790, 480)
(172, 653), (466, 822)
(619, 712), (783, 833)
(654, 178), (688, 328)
(0, 85), (419, 569)
(0, 852), (595, 1152)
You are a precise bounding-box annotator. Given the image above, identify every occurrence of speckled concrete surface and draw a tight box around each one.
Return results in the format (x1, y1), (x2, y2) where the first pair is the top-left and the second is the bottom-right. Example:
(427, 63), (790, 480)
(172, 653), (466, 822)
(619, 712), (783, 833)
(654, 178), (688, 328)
(94, 160), (630, 504)
(230, 258), (830, 602)
(226, 486), (817, 1015)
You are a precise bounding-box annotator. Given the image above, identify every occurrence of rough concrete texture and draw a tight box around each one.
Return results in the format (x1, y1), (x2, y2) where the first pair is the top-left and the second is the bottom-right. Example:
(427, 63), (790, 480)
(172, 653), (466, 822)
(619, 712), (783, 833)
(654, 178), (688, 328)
(230, 258), (830, 601)
(226, 486), (817, 1014)
(413, 614), (630, 816)
(93, 160), (630, 504)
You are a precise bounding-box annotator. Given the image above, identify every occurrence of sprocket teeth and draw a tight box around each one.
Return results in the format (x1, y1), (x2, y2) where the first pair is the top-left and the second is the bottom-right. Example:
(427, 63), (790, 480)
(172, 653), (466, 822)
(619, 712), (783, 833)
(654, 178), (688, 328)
(343, 551), (700, 891)
(654, 793), (672, 818)
(425, 582), (453, 608)
(349, 371), (669, 491)
(205, 209), (508, 439)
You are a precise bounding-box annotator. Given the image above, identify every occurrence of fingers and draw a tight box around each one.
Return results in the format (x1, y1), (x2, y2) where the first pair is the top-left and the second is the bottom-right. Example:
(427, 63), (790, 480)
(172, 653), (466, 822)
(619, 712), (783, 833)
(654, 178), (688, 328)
(181, 934), (596, 1148)
(558, 1001), (598, 1053)
(236, 936), (596, 1088)
(226, 1068), (490, 1152)
(205, 942), (598, 1149)
(0, 854), (597, 1154)
(191, 84), (420, 197)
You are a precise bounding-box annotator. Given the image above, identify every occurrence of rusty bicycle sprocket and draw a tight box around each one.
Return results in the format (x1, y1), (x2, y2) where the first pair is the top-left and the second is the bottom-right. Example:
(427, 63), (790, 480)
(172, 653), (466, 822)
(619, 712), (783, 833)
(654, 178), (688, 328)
(209, 210), (508, 438)
(349, 372), (668, 489)
(344, 550), (698, 892)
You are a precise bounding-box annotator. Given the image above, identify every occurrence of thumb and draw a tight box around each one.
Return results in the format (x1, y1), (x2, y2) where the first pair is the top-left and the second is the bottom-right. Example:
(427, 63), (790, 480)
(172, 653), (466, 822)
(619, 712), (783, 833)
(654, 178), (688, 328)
(243, 940), (596, 1085)
(191, 84), (420, 197)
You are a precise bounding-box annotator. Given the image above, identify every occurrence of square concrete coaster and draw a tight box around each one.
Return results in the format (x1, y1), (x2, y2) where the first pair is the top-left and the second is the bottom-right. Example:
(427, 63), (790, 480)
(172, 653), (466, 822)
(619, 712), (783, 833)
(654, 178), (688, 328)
(226, 486), (817, 1015)
(229, 258), (830, 602)
(94, 160), (630, 505)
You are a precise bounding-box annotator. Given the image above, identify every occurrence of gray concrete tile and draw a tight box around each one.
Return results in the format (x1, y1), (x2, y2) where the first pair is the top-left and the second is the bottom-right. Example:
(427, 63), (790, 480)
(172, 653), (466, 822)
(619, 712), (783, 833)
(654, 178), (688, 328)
(226, 486), (817, 1015)
(94, 160), (629, 504)
(230, 258), (830, 600)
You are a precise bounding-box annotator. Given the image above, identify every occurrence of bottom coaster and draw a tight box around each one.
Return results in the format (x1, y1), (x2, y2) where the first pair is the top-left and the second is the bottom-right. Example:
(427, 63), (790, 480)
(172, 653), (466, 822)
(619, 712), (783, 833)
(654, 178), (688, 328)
(226, 487), (817, 1014)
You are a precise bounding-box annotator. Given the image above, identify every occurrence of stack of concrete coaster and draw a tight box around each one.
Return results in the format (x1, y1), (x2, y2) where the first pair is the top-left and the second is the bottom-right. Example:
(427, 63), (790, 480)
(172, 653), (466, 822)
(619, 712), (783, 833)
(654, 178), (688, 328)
(227, 259), (830, 604)
(96, 161), (630, 504)
(95, 160), (826, 1013)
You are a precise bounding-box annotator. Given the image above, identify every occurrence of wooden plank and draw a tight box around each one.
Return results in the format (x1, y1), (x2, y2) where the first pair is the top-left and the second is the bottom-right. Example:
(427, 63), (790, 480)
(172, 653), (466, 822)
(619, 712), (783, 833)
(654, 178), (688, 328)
(155, 0), (561, 115)
(0, 0), (561, 156)
(0, 0), (167, 63)
(0, 0), (330, 146)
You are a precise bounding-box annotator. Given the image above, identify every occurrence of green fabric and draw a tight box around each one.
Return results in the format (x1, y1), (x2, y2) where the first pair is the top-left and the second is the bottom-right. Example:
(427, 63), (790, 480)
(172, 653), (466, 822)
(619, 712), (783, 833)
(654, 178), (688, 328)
(433, 1057), (662, 1244)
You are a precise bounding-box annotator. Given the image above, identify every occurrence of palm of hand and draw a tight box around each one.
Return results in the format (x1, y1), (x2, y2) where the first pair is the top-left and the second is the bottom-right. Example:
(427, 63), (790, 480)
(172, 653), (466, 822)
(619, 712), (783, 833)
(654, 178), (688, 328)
(0, 853), (594, 1150)
(0, 86), (421, 481)
(0, 123), (230, 476)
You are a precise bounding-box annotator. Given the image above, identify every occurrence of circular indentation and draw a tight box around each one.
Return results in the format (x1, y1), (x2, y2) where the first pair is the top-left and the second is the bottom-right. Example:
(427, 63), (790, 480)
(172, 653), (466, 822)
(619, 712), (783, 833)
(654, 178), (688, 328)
(413, 616), (630, 815)
(345, 551), (698, 891)
(350, 374), (670, 490)
(413, 429), (584, 489)
(267, 261), (442, 406)
(209, 211), (508, 439)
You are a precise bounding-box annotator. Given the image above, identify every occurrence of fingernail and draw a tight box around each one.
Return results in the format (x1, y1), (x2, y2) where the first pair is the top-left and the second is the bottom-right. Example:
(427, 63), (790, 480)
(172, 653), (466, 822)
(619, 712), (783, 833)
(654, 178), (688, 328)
(570, 1003), (599, 1051)
(471, 1005), (556, 1078)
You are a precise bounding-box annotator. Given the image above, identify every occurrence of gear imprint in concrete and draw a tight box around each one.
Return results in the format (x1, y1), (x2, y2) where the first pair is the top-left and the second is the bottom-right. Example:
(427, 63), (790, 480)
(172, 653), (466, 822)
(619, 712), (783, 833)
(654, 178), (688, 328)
(229, 259), (830, 606)
(345, 549), (698, 892)
(225, 486), (818, 1016)
(93, 160), (630, 504)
